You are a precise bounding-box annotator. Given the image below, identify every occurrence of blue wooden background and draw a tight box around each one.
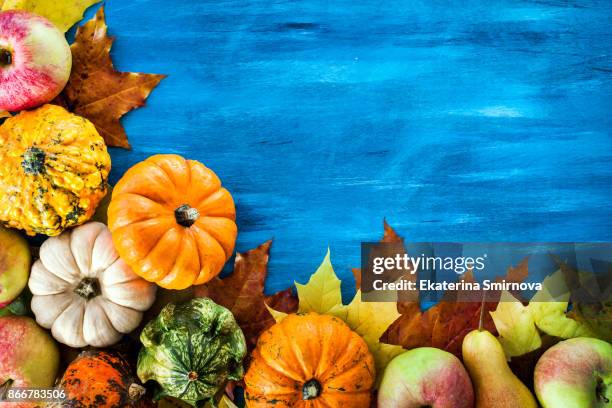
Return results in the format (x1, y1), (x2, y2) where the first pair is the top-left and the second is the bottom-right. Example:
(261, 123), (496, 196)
(86, 0), (611, 297)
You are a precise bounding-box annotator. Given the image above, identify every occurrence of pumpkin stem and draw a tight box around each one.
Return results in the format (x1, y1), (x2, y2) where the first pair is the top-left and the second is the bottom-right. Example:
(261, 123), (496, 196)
(302, 379), (322, 400)
(21, 147), (46, 175)
(175, 204), (200, 227)
(0, 48), (11, 67)
(128, 383), (146, 402)
(74, 277), (101, 299)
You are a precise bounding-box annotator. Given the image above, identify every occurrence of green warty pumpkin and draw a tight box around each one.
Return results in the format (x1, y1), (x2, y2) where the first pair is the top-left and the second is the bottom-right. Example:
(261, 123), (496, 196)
(137, 297), (247, 406)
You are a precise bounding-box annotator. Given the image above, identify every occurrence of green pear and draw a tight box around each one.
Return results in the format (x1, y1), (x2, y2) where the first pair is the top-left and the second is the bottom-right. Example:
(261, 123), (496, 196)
(535, 337), (611, 408)
(462, 329), (538, 408)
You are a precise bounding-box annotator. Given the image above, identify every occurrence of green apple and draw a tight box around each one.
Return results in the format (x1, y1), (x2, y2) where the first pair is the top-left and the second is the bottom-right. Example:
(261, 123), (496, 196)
(378, 347), (474, 407)
(535, 337), (611, 408)
(0, 227), (30, 308)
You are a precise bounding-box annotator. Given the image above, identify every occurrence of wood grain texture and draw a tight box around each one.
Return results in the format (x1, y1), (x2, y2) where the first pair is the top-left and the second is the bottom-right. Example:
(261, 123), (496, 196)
(83, 0), (611, 297)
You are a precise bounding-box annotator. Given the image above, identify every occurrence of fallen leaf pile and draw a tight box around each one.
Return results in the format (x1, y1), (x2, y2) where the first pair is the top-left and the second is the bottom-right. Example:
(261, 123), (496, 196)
(53, 8), (165, 148)
(351, 222), (527, 357)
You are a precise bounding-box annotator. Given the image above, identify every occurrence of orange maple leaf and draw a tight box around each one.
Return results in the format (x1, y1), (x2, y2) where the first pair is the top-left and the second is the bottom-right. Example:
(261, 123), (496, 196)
(54, 7), (165, 148)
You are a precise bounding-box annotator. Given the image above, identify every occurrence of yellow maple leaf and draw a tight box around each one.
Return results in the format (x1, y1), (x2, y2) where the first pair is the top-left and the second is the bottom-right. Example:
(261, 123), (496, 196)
(490, 291), (542, 358)
(271, 250), (404, 385)
(344, 290), (405, 379)
(528, 270), (594, 338)
(2, 0), (101, 32)
(295, 249), (346, 318)
(491, 270), (597, 358)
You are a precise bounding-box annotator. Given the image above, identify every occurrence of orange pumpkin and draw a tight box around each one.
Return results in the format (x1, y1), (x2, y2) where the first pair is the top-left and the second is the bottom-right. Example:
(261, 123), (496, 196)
(60, 351), (146, 408)
(108, 154), (237, 290)
(244, 313), (376, 407)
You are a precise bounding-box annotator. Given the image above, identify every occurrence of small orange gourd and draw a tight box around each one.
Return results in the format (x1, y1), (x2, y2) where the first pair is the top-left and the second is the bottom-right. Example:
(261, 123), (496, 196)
(244, 313), (376, 407)
(108, 154), (237, 290)
(60, 351), (147, 408)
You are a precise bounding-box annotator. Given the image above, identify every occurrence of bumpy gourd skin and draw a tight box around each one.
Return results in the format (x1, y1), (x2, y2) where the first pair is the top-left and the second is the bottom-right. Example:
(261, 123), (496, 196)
(0, 104), (110, 236)
(137, 297), (247, 407)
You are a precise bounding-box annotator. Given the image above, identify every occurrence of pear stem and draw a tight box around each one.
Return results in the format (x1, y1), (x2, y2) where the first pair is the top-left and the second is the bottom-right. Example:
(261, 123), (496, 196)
(478, 291), (487, 331)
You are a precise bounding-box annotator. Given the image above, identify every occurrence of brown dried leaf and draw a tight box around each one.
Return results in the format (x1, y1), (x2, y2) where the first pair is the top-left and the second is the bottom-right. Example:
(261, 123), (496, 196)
(194, 241), (297, 350)
(54, 7), (165, 148)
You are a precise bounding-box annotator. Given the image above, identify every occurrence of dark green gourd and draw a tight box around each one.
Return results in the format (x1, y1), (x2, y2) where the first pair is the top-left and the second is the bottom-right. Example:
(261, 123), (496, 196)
(137, 297), (247, 406)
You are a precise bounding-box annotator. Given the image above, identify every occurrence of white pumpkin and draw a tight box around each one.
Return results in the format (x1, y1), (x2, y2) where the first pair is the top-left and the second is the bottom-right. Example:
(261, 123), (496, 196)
(28, 222), (156, 347)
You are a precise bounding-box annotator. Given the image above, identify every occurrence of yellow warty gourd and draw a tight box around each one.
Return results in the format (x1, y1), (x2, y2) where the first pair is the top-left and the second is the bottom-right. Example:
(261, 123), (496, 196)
(0, 104), (111, 236)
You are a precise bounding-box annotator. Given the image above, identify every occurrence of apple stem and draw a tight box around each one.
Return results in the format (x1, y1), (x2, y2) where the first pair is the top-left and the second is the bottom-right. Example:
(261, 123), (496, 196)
(0, 48), (11, 67)
(596, 377), (609, 404)
(0, 379), (14, 399)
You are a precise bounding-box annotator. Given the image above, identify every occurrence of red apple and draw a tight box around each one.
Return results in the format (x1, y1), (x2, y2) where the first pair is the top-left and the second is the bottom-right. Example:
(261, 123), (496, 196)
(0, 10), (71, 111)
(535, 337), (611, 408)
(378, 347), (474, 408)
(0, 316), (59, 408)
(0, 227), (30, 308)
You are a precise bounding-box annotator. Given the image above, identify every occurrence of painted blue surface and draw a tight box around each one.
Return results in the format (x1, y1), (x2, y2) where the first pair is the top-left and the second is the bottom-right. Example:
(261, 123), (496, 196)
(88, 0), (610, 297)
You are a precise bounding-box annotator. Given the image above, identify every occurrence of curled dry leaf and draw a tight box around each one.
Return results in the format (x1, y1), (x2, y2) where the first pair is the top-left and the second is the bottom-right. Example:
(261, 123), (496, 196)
(194, 240), (298, 350)
(53, 7), (165, 148)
